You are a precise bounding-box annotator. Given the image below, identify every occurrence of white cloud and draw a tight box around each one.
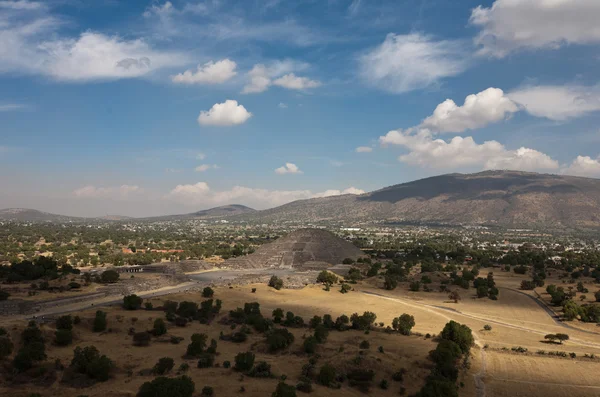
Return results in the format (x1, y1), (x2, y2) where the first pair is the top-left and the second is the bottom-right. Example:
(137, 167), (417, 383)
(313, 187), (366, 198)
(272, 73), (321, 90)
(197, 100), (252, 126)
(278, 102), (288, 109)
(73, 185), (141, 199)
(275, 163), (302, 175)
(508, 85), (600, 121)
(470, 0), (600, 57)
(0, 103), (26, 111)
(195, 164), (219, 172)
(0, 5), (186, 81)
(563, 155), (600, 178)
(355, 146), (373, 153)
(242, 60), (314, 94)
(167, 182), (364, 209)
(0, 0), (44, 10)
(359, 33), (469, 93)
(421, 87), (519, 133)
(171, 59), (237, 84)
(196, 152), (206, 160)
(379, 128), (559, 171)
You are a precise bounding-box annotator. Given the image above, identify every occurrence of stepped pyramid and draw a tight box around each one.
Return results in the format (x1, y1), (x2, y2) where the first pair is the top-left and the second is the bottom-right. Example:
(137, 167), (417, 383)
(224, 228), (364, 269)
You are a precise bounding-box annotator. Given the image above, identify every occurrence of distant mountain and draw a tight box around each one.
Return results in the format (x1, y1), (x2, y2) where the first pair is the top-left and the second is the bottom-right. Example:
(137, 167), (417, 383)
(138, 204), (257, 221)
(98, 215), (133, 221)
(0, 208), (81, 222)
(232, 171), (600, 229)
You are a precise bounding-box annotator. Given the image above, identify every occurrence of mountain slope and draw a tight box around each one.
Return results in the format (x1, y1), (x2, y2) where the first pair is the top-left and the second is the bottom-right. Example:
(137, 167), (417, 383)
(233, 171), (600, 228)
(191, 204), (256, 218)
(0, 208), (82, 222)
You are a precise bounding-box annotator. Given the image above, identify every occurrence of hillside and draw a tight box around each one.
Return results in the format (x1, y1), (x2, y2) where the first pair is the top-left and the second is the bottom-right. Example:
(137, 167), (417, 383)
(233, 171), (600, 229)
(0, 208), (82, 222)
(191, 204), (256, 218)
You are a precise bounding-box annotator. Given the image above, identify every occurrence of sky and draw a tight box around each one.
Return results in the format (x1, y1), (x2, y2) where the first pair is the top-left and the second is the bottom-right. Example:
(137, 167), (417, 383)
(1, 0), (600, 217)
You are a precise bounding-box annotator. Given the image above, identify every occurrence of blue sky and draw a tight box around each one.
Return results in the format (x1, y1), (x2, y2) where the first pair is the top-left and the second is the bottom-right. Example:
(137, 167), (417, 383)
(1, 0), (600, 216)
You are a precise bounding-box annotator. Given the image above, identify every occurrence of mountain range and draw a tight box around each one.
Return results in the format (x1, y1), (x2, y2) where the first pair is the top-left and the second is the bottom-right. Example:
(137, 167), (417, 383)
(2, 171), (600, 229)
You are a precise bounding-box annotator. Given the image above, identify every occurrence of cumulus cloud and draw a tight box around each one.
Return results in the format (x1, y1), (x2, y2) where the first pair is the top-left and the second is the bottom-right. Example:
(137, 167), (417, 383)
(313, 187), (366, 198)
(272, 73), (321, 90)
(195, 164), (219, 172)
(167, 182), (364, 209)
(73, 185), (141, 199)
(421, 88), (519, 133)
(0, 0), (44, 10)
(0, 5), (186, 81)
(275, 163), (302, 175)
(278, 102), (288, 109)
(242, 60), (315, 94)
(563, 155), (600, 178)
(470, 0), (600, 57)
(508, 85), (600, 121)
(355, 146), (373, 153)
(197, 100), (252, 126)
(171, 59), (237, 84)
(379, 128), (559, 172)
(359, 33), (469, 93)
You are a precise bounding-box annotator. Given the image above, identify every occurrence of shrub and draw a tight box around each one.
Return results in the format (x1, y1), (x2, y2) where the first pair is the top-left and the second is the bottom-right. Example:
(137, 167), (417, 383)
(70, 345), (113, 381)
(202, 287), (214, 298)
(296, 379), (313, 393)
(317, 363), (336, 387)
(197, 353), (215, 368)
(100, 270), (119, 284)
(123, 294), (143, 310)
(269, 275), (284, 290)
(380, 379), (389, 390)
(409, 281), (421, 292)
(272, 382), (297, 397)
(441, 321), (474, 354)
(267, 328), (295, 352)
(73, 316), (81, 325)
(137, 375), (195, 397)
(234, 352), (255, 372)
(309, 315), (322, 329)
(186, 333), (208, 357)
(392, 368), (406, 382)
(350, 311), (377, 330)
(201, 386), (214, 397)
(0, 336), (13, 359)
(314, 325), (329, 343)
(153, 357), (174, 375)
(0, 289), (11, 300)
(483, 324), (492, 331)
(145, 302), (153, 310)
(55, 329), (73, 346)
(93, 311), (107, 332)
(248, 361), (272, 378)
(347, 369), (375, 392)
(163, 300), (178, 313)
(175, 317), (188, 327)
(303, 336), (318, 354)
(223, 360), (231, 369)
(133, 332), (151, 346)
(392, 314), (415, 336)
(153, 318), (167, 336)
(176, 301), (198, 318)
(56, 315), (73, 330)
(340, 283), (351, 294)
(342, 258), (354, 264)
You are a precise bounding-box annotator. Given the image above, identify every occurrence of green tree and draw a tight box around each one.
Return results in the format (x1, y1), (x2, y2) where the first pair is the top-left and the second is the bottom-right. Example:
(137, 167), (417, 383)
(440, 321), (474, 354)
(340, 283), (351, 293)
(55, 329), (73, 346)
(153, 357), (174, 375)
(234, 351), (255, 371)
(123, 294), (143, 310)
(272, 381), (297, 397)
(186, 333), (208, 357)
(93, 310), (107, 332)
(392, 314), (415, 335)
(100, 270), (119, 283)
(202, 287), (214, 298)
(318, 363), (336, 387)
(153, 318), (167, 336)
(137, 375), (195, 397)
(268, 275), (284, 290)
(0, 336), (13, 359)
(316, 271), (338, 290)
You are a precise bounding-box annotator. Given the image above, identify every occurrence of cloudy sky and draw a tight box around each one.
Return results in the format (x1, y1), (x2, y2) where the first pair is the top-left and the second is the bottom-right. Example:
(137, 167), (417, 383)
(1, 0), (600, 217)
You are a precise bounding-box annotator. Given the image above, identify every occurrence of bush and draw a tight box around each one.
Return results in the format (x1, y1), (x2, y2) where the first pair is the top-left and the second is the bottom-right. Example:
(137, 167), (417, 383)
(340, 283), (351, 294)
(223, 360), (231, 369)
(350, 311), (377, 331)
(137, 375), (195, 397)
(55, 329), (73, 346)
(0, 336), (13, 359)
(186, 333), (208, 357)
(296, 379), (313, 393)
(273, 382), (297, 397)
(234, 351), (255, 372)
(153, 357), (174, 374)
(267, 328), (295, 352)
(314, 325), (329, 343)
(303, 336), (318, 354)
(145, 302), (153, 310)
(409, 281), (421, 292)
(392, 368), (406, 382)
(93, 311), (107, 332)
(318, 363), (336, 387)
(392, 314), (415, 336)
(176, 301), (198, 318)
(269, 275), (284, 290)
(56, 315), (73, 330)
(201, 386), (214, 397)
(483, 324), (492, 331)
(202, 287), (214, 298)
(197, 353), (215, 368)
(0, 290), (10, 300)
(152, 318), (167, 336)
(347, 369), (375, 392)
(133, 332), (151, 346)
(359, 340), (370, 349)
(380, 379), (389, 390)
(73, 316), (81, 325)
(70, 345), (113, 381)
(441, 321), (474, 354)
(123, 294), (143, 310)
(100, 270), (119, 284)
(309, 315), (322, 329)
(248, 360), (272, 378)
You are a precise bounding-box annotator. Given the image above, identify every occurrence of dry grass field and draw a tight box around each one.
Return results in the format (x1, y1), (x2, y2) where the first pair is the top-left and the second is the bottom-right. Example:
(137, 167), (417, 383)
(3, 268), (600, 397)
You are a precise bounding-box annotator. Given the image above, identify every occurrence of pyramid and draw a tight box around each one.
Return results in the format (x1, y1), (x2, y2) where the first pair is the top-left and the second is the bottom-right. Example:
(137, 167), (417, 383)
(224, 228), (364, 269)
